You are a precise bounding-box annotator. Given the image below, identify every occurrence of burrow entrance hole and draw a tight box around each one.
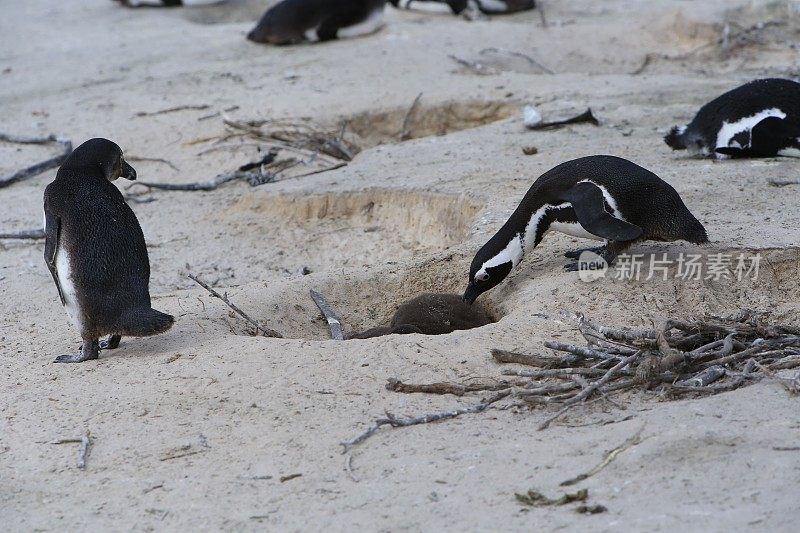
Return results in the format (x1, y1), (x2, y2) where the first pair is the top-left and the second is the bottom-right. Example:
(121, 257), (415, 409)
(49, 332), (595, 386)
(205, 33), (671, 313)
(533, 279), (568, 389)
(345, 101), (518, 148)
(219, 248), (504, 341)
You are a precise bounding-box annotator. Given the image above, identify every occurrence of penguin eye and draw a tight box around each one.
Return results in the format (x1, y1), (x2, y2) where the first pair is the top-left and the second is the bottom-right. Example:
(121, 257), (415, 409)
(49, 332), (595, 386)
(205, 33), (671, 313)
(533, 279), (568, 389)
(476, 272), (490, 282)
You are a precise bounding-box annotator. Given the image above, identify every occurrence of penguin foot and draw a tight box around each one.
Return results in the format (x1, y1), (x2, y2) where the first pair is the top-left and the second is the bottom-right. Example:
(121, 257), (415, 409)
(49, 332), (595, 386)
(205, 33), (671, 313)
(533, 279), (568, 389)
(54, 340), (100, 363)
(99, 335), (122, 350)
(564, 246), (606, 259)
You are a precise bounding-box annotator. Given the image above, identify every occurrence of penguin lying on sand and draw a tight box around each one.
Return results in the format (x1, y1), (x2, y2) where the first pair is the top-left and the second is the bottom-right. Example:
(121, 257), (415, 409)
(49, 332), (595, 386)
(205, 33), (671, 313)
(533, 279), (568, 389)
(247, 0), (386, 45)
(665, 78), (800, 159)
(114, 0), (226, 7)
(43, 139), (174, 363)
(463, 155), (708, 304)
(349, 293), (493, 338)
(389, 0), (535, 15)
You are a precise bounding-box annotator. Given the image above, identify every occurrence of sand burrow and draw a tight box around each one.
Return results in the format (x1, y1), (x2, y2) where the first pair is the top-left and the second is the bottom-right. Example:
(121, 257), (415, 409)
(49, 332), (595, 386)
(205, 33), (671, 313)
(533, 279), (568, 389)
(221, 188), (482, 273)
(346, 101), (518, 147)
(217, 249), (507, 341)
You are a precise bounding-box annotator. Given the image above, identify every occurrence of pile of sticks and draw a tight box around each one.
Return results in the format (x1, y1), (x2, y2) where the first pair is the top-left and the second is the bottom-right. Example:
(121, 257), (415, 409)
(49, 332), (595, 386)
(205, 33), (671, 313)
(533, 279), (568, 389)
(343, 309), (800, 449)
(499, 309), (800, 428)
(223, 118), (359, 163)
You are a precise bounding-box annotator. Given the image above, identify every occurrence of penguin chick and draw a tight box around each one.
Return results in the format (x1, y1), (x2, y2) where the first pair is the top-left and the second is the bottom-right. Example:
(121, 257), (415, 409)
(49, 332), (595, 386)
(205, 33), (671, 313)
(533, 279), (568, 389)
(349, 293), (493, 338)
(463, 155), (708, 304)
(389, 0), (535, 15)
(43, 138), (174, 363)
(247, 0), (386, 45)
(665, 78), (800, 159)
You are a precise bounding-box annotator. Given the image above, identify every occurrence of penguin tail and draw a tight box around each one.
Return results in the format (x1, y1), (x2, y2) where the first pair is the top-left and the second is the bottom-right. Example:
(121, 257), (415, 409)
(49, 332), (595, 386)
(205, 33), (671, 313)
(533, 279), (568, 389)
(685, 219), (709, 245)
(119, 308), (175, 337)
(664, 126), (687, 150)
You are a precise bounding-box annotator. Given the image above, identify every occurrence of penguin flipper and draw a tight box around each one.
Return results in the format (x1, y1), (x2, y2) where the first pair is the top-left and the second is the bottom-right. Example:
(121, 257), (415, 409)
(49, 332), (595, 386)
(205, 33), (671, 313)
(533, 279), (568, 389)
(716, 116), (790, 157)
(43, 211), (66, 306)
(560, 182), (644, 241)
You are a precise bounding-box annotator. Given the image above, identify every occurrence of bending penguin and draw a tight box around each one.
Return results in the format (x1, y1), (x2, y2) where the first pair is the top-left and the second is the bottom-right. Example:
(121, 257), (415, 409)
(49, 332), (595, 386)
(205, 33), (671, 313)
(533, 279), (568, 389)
(247, 0), (386, 45)
(463, 155), (708, 304)
(43, 138), (174, 363)
(665, 78), (800, 159)
(389, 0), (535, 15)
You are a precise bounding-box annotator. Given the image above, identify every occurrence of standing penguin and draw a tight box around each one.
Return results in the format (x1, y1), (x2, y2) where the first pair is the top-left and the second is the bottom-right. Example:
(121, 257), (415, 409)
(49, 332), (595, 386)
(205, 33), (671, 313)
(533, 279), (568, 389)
(43, 138), (174, 363)
(463, 155), (708, 304)
(665, 78), (800, 159)
(247, 0), (386, 45)
(389, 0), (535, 15)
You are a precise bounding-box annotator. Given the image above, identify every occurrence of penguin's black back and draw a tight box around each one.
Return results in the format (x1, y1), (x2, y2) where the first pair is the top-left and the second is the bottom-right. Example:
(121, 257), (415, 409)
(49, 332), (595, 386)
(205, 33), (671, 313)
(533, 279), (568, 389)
(247, 0), (384, 44)
(44, 157), (152, 333)
(509, 155), (707, 243)
(683, 78), (800, 149)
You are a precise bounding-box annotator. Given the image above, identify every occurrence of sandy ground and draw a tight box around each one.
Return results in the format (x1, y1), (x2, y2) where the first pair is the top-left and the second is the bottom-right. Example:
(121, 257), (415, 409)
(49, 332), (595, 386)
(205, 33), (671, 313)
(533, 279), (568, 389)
(1, 0), (800, 530)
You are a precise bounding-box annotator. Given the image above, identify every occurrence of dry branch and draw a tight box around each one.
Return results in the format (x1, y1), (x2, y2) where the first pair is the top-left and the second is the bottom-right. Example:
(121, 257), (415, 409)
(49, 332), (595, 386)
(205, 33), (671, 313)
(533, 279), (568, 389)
(769, 179), (800, 187)
(341, 390), (511, 452)
(0, 229), (45, 240)
(135, 104), (210, 117)
(309, 289), (344, 340)
(560, 427), (644, 486)
(525, 109), (599, 130)
(352, 310), (799, 449)
(386, 377), (521, 396)
(188, 274), (282, 338)
(0, 133), (72, 189)
(479, 47), (554, 74)
(492, 348), (580, 368)
(400, 92), (423, 141)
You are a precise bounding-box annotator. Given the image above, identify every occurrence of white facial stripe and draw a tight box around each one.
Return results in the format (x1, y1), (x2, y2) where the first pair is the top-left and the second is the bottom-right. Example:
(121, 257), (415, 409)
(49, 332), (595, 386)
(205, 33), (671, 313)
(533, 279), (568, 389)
(677, 125), (687, 135)
(477, 233), (523, 280)
(715, 108), (786, 150)
(337, 8), (384, 38)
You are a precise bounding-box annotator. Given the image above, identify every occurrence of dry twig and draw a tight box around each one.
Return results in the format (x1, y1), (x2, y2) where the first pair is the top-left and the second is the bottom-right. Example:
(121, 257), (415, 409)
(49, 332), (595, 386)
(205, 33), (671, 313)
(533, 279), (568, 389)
(309, 289), (344, 340)
(341, 390), (511, 452)
(0, 229), (45, 240)
(560, 427), (644, 486)
(400, 92), (423, 141)
(188, 274), (282, 338)
(0, 133), (72, 189)
(525, 109), (599, 130)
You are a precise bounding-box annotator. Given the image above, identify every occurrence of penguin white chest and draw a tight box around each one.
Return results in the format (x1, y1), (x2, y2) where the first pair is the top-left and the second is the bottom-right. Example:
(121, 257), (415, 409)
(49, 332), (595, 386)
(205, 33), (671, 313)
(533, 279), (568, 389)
(337, 8), (385, 38)
(549, 222), (605, 241)
(55, 244), (83, 331)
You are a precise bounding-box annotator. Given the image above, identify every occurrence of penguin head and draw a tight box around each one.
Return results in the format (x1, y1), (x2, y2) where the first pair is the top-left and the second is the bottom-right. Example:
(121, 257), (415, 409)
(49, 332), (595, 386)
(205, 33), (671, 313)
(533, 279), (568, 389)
(464, 229), (523, 304)
(64, 138), (137, 181)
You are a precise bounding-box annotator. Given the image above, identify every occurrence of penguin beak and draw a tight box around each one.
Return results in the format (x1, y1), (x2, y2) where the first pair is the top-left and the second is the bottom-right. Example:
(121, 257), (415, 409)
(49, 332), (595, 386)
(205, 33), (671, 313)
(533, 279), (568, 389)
(121, 159), (137, 181)
(462, 283), (479, 305)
